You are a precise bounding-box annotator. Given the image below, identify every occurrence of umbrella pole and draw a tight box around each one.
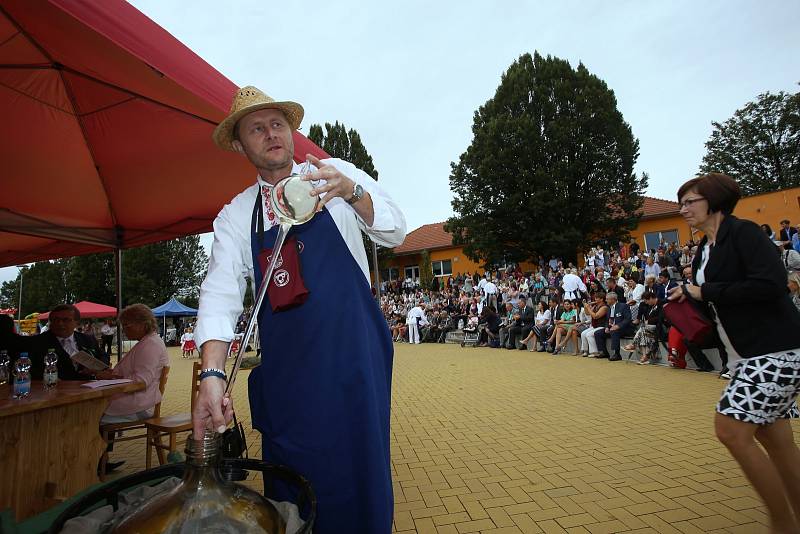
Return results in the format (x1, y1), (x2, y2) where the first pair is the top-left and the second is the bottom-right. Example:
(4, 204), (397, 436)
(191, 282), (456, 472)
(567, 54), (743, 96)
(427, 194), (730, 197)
(115, 246), (123, 363)
(372, 240), (380, 304)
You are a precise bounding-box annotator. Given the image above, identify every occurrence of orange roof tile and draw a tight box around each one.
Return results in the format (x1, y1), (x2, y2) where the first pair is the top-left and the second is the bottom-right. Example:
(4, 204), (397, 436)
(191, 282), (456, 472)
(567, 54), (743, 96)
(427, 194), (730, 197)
(393, 222), (452, 255)
(393, 196), (680, 255)
(640, 196), (680, 218)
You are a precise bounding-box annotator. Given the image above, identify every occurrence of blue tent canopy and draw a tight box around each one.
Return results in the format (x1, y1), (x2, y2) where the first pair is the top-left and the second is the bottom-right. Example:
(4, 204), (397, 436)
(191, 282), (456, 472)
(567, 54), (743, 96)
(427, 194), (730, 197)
(151, 297), (198, 317)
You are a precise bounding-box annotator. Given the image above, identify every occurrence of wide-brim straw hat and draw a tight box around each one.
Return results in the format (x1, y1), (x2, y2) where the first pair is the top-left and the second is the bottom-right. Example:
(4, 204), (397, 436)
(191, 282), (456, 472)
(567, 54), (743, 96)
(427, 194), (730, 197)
(212, 85), (304, 151)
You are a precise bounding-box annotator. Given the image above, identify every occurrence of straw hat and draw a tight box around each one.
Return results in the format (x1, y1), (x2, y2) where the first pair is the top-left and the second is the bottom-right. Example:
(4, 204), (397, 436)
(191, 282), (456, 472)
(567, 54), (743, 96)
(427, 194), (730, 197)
(212, 86), (304, 151)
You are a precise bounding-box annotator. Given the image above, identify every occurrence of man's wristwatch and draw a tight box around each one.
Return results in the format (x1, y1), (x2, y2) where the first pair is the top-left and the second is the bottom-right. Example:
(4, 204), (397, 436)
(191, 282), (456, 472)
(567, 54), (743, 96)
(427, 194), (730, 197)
(346, 183), (364, 205)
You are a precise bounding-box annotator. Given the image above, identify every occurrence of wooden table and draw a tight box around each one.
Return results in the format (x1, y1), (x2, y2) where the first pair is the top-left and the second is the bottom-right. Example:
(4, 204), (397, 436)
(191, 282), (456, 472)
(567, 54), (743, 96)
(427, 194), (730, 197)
(0, 380), (144, 521)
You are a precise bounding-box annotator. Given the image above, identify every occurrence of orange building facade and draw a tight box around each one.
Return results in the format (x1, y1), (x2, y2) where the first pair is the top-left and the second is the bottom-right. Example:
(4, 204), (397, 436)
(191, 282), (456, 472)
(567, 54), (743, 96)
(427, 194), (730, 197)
(381, 188), (800, 282)
(380, 223), (485, 282)
(630, 187), (800, 253)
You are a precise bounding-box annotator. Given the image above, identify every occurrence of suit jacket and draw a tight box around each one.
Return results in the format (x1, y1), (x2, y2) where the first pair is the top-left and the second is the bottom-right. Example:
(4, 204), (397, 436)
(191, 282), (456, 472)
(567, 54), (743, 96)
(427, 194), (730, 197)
(654, 283), (666, 302)
(654, 280), (680, 303)
(27, 331), (106, 381)
(548, 305), (564, 328)
(780, 227), (797, 242)
(606, 302), (633, 332)
(780, 227), (798, 250)
(693, 215), (800, 357)
(518, 305), (535, 327)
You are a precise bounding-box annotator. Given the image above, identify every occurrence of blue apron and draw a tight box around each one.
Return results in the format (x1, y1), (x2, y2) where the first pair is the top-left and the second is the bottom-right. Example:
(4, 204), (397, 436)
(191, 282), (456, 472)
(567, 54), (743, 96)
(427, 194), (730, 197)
(248, 194), (394, 533)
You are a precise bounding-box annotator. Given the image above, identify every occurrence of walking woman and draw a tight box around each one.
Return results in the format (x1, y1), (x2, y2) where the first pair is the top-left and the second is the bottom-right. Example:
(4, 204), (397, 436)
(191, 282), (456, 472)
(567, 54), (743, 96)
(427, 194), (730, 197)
(669, 173), (800, 534)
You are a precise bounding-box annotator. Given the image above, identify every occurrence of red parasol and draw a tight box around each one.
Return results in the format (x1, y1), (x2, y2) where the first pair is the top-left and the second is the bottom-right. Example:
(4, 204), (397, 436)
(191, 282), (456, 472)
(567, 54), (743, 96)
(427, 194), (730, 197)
(0, 0), (327, 267)
(38, 300), (117, 320)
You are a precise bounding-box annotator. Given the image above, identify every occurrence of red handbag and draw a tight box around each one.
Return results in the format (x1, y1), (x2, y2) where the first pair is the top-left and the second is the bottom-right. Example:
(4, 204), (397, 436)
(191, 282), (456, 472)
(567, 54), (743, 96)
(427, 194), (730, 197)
(663, 295), (713, 345)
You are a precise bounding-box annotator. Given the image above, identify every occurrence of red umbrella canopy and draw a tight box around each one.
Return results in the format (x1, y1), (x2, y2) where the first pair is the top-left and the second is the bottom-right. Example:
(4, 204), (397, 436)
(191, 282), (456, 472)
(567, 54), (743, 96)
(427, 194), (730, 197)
(0, 0), (327, 268)
(38, 300), (117, 319)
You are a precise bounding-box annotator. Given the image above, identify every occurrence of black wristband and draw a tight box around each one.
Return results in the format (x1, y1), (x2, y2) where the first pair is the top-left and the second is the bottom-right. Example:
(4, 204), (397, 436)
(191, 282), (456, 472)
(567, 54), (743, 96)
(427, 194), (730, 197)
(199, 369), (227, 382)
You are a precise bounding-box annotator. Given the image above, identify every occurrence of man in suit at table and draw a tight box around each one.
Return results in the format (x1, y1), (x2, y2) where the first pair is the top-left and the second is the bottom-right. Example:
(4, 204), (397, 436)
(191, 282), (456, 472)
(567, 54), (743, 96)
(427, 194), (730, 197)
(593, 292), (634, 361)
(28, 304), (108, 380)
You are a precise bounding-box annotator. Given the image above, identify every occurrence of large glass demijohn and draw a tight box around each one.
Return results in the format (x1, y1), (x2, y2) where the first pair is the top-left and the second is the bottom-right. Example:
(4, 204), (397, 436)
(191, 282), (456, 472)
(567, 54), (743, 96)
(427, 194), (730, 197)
(111, 432), (286, 533)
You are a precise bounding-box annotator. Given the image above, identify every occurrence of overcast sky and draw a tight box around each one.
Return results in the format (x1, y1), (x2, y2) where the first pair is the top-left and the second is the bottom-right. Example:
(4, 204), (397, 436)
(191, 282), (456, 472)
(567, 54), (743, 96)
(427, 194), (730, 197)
(2, 0), (799, 286)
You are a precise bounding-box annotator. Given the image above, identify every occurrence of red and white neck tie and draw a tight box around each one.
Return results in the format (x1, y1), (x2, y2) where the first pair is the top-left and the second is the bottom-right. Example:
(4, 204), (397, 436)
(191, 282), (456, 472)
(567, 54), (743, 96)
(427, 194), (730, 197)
(261, 185), (277, 228)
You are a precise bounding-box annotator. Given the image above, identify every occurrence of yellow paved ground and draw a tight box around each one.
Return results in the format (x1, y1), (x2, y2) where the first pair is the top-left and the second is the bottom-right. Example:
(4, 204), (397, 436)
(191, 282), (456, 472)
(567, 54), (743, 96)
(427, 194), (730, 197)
(112, 344), (800, 533)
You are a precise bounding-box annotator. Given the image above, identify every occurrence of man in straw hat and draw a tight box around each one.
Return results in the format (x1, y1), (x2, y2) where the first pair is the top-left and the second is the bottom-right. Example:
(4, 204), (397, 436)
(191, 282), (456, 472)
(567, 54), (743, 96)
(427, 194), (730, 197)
(193, 86), (406, 532)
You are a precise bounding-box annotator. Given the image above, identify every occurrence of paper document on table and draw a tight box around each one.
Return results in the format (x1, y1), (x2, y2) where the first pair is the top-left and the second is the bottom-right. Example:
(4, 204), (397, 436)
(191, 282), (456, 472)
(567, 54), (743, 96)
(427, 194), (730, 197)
(70, 350), (109, 371)
(81, 379), (133, 389)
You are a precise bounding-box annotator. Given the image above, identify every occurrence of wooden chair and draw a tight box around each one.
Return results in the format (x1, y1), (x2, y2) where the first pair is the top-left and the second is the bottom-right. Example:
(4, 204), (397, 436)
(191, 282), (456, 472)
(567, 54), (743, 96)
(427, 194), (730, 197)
(99, 366), (170, 481)
(144, 361), (201, 468)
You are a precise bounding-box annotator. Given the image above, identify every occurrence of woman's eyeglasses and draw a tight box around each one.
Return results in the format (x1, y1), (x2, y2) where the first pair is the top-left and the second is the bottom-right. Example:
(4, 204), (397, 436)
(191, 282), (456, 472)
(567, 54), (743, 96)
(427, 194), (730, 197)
(679, 197), (706, 209)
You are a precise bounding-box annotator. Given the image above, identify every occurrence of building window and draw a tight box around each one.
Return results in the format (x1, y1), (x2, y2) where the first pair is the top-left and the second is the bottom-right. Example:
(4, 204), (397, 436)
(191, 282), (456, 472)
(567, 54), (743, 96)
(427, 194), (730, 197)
(431, 260), (452, 277)
(380, 267), (400, 281)
(404, 265), (419, 280)
(643, 229), (679, 254)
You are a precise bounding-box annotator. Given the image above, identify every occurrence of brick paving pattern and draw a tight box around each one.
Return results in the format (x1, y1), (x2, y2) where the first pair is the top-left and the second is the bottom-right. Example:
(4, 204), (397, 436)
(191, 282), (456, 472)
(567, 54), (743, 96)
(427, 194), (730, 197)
(111, 344), (799, 533)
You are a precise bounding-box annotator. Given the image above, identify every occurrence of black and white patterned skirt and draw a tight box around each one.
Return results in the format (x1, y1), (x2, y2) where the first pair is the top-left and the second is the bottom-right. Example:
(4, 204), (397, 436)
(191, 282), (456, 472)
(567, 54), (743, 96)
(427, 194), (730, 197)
(716, 350), (800, 425)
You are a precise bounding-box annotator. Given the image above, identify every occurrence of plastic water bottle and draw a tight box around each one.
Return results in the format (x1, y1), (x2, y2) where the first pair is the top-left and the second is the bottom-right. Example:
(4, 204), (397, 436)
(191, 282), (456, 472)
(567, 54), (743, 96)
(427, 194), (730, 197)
(0, 350), (9, 385)
(457, 319), (464, 330)
(43, 349), (58, 391)
(13, 353), (31, 399)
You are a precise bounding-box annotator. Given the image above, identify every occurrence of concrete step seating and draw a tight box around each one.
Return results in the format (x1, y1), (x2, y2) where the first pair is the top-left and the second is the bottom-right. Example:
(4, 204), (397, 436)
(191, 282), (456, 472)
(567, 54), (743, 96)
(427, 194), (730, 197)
(445, 329), (723, 371)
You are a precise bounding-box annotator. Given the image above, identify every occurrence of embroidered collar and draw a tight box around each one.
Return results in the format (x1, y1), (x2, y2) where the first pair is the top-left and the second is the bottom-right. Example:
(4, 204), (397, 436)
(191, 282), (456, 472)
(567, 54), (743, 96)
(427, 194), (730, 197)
(255, 161), (306, 189)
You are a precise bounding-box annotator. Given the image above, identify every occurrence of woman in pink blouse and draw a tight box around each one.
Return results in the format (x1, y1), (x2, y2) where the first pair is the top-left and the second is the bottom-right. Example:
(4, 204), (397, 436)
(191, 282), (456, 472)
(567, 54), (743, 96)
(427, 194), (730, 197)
(98, 304), (169, 424)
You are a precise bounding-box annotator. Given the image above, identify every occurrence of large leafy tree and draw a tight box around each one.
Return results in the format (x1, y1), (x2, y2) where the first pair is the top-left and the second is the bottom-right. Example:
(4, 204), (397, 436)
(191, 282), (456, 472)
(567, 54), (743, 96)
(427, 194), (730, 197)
(308, 121), (394, 273)
(122, 235), (207, 308)
(446, 52), (647, 265)
(0, 236), (207, 315)
(0, 260), (70, 316)
(68, 253), (116, 305)
(419, 250), (433, 290)
(700, 90), (800, 194)
(308, 121), (378, 180)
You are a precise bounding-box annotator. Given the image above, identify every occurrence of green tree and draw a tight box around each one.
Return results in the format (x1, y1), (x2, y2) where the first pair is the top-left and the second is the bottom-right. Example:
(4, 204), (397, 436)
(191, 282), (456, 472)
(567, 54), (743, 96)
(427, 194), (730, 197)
(67, 252), (115, 305)
(0, 278), (18, 311)
(0, 236), (208, 315)
(0, 261), (70, 317)
(445, 52), (647, 265)
(700, 90), (800, 195)
(308, 121), (391, 275)
(122, 235), (207, 307)
(419, 250), (433, 290)
(308, 122), (379, 180)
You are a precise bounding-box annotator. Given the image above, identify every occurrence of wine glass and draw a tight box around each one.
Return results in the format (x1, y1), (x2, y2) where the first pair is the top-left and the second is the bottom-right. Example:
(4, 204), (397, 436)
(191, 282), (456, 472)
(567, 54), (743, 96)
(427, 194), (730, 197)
(270, 164), (320, 225)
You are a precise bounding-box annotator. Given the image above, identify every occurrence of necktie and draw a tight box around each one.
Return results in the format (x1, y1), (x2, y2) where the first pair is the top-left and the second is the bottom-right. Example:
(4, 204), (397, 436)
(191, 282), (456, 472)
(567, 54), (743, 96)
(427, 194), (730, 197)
(261, 185), (277, 228)
(58, 337), (79, 368)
